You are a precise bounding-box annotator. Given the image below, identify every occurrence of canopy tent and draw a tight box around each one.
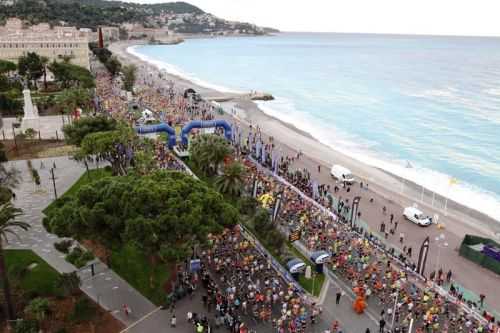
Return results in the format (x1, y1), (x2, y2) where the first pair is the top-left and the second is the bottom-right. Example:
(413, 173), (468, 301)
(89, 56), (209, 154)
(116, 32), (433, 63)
(184, 88), (196, 99)
(310, 250), (331, 264)
(287, 258), (306, 274)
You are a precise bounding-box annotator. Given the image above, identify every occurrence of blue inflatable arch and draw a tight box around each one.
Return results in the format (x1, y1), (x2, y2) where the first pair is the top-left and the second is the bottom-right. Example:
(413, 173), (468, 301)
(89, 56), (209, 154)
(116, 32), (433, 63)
(180, 120), (232, 146)
(135, 123), (176, 148)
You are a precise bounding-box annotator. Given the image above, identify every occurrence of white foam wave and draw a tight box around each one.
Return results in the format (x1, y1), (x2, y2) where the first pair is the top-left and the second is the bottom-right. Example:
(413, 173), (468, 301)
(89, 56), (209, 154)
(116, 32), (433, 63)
(127, 46), (245, 94)
(257, 97), (500, 223)
(485, 88), (500, 96)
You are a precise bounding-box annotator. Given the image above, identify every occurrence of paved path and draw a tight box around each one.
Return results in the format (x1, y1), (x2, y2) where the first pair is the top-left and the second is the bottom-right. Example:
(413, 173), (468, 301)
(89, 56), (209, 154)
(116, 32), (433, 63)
(4, 156), (157, 328)
(4, 155), (382, 332)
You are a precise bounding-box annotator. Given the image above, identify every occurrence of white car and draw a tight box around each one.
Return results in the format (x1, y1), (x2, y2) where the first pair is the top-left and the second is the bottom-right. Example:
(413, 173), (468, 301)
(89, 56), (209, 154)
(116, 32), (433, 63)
(330, 165), (355, 184)
(403, 206), (432, 226)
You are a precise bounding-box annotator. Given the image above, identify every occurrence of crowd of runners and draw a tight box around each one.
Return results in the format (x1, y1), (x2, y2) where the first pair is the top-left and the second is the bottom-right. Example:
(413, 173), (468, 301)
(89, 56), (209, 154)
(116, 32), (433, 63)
(93, 59), (499, 332)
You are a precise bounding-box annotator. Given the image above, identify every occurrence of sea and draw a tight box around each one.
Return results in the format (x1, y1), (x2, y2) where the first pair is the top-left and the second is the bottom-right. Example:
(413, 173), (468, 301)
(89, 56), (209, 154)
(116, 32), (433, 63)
(129, 32), (500, 222)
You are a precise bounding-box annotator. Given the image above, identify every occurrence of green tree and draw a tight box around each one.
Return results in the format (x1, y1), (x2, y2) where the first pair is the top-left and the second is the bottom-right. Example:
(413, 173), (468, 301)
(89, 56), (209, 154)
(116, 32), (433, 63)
(55, 272), (81, 303)
(105, 56), (122, 77)
(79, 125), (138, 175)
(0, 202), (28, 320)
(0, 163), (21, 204)
(24, 128), (37, 140)
(48, 61), (95, 89)
(40, 56), (49, 90)
(0, 60), (16, 75)
(18, 52), (43, 89)
(189, 134), (233, 176)
(122, 64), (137, 92)
(62, 116), (117, 147)
(24, 297), (50, 321)
(44, 171), (238, 264)
(55, 87), (92, 116)
(215, 162), (246, 197)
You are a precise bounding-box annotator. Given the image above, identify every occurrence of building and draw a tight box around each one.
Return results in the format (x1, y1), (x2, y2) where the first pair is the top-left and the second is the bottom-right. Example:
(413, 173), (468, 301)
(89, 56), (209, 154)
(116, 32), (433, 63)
(0, 18), (90, 69)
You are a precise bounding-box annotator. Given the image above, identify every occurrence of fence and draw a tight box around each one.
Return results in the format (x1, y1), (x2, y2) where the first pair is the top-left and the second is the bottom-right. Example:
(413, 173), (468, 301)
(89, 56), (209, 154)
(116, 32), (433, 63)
(459, 234), (500, 275)
(246, 155), (491, 326)
(238, 224), (309, 301)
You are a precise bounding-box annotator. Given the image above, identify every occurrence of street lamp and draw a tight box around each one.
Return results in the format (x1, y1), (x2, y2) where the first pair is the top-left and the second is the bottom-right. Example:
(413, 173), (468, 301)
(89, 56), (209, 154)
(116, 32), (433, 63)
(434, 233), (448, 273)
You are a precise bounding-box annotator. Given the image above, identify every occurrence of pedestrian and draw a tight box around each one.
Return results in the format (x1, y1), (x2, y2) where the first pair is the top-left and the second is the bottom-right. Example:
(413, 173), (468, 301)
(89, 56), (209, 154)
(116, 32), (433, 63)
(187, 311), (193, 323)
(318, 165), (321, 173)
(390, 214), (394, 224)
(394, 220), (398, 230)
(399, 232), (404, 244)
(407, 246), (412, 257)
(336, 288), (342, 305)
(380, 222), (385, 233)
(171, 314), (177, 327)
(366, 329), (371, 333)
(480, 294), (486, 308)
(446, 269), (452, 282)
(123, 304), (131, 317)
(379, 318), (386, 333)
(382, 206), (387, 215)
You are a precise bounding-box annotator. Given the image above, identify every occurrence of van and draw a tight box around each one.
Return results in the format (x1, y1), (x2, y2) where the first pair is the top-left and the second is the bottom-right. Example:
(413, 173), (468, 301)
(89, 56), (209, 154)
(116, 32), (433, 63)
(403, 206), (432, 226)
(330, 165), (355, 184)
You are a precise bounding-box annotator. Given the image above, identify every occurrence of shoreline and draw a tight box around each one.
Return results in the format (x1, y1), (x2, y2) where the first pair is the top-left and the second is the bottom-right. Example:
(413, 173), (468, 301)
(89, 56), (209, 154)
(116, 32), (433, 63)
(109, 40), (500, 237)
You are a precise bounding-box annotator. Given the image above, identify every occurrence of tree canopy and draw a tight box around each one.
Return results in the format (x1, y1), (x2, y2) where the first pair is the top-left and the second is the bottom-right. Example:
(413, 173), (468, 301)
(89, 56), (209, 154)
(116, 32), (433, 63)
(122, 64), (137, 92)
(43, 170), (238, 261)
(0, 60), (16, 75)
(189, 134), (233, 176)
(48, 61), (95, 89)
(18, 52), (43, 88)
(78, 125), (153, 175)
(63, 116), (118, 147)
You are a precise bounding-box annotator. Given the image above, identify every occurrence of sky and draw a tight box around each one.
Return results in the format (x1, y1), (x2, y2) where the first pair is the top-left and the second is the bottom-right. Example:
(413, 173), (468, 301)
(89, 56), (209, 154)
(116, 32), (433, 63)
(129, 0), (500, 37)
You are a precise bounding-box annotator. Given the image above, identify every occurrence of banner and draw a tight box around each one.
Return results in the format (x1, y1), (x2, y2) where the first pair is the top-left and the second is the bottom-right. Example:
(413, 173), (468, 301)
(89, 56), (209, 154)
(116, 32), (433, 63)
(272, 193), (282, 222)
(417, 236), (430, 276)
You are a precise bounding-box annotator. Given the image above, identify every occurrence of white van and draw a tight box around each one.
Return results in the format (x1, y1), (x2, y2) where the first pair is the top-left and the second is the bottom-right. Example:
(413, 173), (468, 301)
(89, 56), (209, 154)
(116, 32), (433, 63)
(403, 206), (432, 226)
(330, 165), (355, 184)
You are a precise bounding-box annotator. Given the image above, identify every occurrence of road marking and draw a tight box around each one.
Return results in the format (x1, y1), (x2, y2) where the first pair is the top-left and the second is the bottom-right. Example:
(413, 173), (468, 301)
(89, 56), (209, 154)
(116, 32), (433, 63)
(119, 307), (162, 333)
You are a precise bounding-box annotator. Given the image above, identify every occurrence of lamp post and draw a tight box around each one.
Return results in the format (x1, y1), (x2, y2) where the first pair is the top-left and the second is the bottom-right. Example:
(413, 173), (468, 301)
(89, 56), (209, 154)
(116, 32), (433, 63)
(435, 233), (448, 273)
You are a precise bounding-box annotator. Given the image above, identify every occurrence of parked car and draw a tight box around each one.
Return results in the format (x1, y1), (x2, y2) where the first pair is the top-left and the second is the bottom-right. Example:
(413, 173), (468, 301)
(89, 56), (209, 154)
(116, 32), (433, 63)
(403, 206), (432, 226)
(330, 165), (355, 184)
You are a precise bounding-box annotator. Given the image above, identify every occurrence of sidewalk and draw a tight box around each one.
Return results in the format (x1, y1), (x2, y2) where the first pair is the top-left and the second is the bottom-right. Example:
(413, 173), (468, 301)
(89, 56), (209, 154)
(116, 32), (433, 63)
(5, 157), (161, 328)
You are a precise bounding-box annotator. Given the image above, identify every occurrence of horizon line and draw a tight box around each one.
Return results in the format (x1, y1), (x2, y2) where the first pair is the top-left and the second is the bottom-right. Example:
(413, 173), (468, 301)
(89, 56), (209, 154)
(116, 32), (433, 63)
(273, 30), (500, 39)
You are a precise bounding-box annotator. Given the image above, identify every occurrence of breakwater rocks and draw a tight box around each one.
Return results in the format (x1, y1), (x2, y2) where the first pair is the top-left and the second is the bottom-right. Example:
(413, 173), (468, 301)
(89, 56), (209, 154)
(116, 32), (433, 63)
(250, 92), (274, 101)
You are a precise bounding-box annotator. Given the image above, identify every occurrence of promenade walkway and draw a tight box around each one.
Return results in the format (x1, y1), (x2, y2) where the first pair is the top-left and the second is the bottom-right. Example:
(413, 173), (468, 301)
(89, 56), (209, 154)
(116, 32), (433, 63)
(5, 155), (380, 332)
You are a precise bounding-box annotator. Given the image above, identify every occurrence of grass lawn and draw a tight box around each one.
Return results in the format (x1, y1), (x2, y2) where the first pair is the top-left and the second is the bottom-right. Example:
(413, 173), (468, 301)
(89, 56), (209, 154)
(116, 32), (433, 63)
(42, 167), (112, 215)
(110, 244), (170, 306)
(2, 249), (62, 297)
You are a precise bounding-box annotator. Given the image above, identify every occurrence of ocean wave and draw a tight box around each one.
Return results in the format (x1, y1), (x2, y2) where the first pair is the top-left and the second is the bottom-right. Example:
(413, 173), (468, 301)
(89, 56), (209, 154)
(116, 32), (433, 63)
(485, 88), (500, 96)
(257, 97), (500, 223)
(127, 46), (245, 94)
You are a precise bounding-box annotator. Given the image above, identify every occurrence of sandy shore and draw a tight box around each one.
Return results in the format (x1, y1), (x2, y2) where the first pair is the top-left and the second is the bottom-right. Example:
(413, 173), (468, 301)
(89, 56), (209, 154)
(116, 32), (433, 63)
(109, 40), (500, 311)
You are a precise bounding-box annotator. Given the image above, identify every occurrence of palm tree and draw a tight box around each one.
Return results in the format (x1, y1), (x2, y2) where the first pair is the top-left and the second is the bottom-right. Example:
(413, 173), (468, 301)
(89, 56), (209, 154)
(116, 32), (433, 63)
(189, 134), (233, 176)
(215, 162), (246, 197)
(0, 202), (28, 320)
(55, 272), (81, 304)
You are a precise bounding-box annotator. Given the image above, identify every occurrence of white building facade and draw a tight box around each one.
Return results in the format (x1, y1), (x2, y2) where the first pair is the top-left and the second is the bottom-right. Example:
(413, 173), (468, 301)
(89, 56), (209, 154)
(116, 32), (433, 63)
(0, 18), (90, 69)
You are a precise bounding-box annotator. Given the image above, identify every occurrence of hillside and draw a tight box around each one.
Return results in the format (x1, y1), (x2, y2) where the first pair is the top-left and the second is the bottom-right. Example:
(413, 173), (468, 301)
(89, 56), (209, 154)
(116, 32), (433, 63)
(0, 0), (275, 35)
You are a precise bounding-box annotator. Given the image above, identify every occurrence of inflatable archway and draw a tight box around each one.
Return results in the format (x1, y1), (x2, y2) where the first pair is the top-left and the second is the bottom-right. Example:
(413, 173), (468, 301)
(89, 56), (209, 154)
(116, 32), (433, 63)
(180, 120), (232, 146)
(135, 123), (176, 148)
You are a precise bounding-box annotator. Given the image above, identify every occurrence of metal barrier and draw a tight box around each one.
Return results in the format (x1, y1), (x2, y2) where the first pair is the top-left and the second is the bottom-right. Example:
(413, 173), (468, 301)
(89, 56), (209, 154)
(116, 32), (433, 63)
(238, 224), (309, 299)
(245, 156), (490, 325)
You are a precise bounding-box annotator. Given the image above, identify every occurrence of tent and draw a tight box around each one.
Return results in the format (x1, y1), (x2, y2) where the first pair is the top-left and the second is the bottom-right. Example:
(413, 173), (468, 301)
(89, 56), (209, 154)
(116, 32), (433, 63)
(287, 258), (306, 274)
(184, 88), (196, 99)
(310, 250), (331, 264)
